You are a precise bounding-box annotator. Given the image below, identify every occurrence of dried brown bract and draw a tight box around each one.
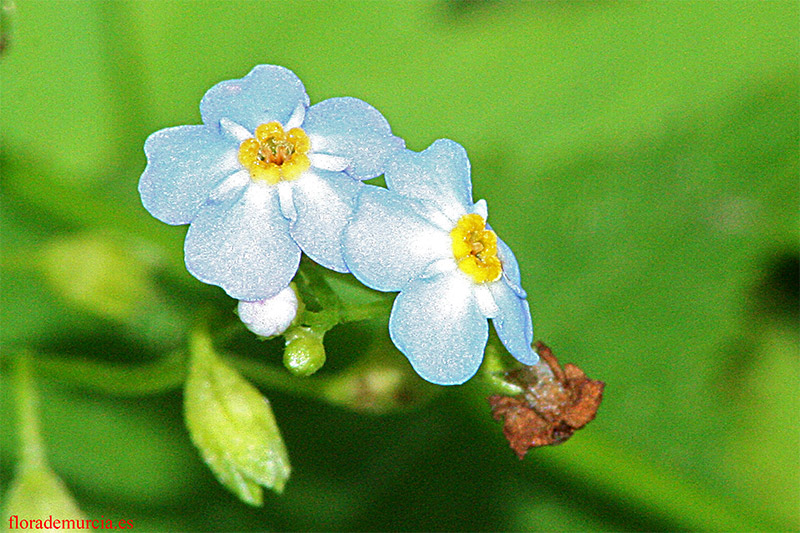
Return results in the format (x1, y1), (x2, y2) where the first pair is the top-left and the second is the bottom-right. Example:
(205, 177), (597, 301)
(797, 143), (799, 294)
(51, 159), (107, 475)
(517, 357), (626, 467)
(489, 341), (605, 458)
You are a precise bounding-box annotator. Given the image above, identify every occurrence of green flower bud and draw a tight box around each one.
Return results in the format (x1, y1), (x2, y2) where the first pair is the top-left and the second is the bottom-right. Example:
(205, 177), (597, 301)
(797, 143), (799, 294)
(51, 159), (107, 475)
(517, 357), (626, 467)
(184, 330), (291, 505)
(283, 328), (326, 377)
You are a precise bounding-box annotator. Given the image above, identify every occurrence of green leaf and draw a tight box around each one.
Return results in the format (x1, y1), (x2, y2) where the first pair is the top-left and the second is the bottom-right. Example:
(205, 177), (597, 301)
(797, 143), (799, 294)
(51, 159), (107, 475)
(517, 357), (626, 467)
(184, 329), (291, 505)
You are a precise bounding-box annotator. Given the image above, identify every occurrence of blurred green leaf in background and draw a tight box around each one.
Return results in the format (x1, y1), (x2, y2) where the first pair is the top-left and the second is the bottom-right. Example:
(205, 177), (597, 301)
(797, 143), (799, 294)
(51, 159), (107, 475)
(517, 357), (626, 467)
(1, 1), (798, 531)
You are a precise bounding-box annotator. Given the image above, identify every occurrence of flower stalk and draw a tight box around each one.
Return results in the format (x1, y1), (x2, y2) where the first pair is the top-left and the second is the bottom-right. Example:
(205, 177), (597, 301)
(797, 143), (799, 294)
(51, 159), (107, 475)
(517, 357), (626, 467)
(13, 351), (46, 471)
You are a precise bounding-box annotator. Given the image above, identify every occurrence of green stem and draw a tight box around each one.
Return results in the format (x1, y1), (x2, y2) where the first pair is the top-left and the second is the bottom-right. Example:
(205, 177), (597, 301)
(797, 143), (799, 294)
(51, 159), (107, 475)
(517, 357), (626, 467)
(13, 351), (46, 470)
(300, 308), (340, 331)
(478, 335), (527, 395)
(222, 353), (323, 400)
(339, 300), (392, 323)
(296, 259), (343, 311)
(30, 350), (188, 397)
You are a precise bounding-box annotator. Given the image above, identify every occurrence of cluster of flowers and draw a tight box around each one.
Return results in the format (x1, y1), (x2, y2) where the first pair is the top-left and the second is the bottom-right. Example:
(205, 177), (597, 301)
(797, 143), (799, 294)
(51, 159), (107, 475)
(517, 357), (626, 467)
(139, 65), (538, 385)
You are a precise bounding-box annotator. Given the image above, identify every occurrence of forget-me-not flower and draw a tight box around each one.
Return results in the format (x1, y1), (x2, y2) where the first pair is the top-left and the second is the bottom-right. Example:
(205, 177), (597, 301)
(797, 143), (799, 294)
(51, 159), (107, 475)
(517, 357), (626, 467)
(343, 140), (538, 385)
(139, 65), (404, 300)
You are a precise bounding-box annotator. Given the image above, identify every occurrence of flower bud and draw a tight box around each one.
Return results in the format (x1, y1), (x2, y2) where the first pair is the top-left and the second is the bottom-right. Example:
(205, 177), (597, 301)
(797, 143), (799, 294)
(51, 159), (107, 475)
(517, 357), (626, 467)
(2, 464), (87, 524)
(185, 330), (291, 504)
(38, 232), (187, 346)
(283, 329), (326, 377)
(237, 285), (299, 338)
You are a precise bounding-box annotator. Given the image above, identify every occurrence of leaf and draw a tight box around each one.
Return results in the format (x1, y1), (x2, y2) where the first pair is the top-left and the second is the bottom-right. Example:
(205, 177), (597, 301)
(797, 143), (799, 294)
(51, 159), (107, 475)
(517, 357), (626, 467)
(184, 329), (291, 505)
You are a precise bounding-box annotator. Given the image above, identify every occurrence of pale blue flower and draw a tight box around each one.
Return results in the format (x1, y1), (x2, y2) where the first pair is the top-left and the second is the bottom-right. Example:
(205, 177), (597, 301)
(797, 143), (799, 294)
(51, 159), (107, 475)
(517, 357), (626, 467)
(139, 65), (404, 300)
(343, 139), (538, 385)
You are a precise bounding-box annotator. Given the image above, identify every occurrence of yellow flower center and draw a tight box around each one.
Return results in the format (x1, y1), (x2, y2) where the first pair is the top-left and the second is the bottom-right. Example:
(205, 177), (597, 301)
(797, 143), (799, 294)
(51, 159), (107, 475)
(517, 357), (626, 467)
(238, 122), (311, 185)
(450, 213), (502, 283)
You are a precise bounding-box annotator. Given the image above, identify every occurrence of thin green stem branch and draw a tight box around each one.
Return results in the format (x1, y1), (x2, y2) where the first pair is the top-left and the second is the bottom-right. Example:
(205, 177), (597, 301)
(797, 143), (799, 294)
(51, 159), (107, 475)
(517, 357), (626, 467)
(222, 353), (323, 400)
(339, 300), (392, 323)
(31, 350), (188, 397)
(13, 351), (46, 470)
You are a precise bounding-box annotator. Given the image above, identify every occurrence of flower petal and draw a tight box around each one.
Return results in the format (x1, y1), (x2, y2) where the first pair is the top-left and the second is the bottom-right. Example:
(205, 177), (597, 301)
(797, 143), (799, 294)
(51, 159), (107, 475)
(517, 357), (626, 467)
(139, 125), (240, 225)
(308, 153), (349, 172)
(384, 139), (474, 224)
(473, 284), (499, 318)
(277, 181), (297, 222)
(473, 199), (488, 220)
(389, 272), (488, 385)
(289, 169), (362, 273)
(489, 280), (538, 365)
(496, 235), (526, 298)
(303, 97), (404, 181)
(184, 184), (301, 300)
(343, 186), (451, 292)
(200, 65), (309, 133)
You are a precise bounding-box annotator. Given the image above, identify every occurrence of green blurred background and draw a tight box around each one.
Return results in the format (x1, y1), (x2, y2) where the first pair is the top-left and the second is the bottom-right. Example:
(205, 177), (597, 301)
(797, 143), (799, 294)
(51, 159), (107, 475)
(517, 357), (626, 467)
(2, 1), (798, 531)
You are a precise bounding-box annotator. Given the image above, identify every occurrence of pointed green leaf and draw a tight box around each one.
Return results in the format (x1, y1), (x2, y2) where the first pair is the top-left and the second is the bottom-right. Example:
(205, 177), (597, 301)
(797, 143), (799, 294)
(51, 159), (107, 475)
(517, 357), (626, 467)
(184, 329), (290, 505)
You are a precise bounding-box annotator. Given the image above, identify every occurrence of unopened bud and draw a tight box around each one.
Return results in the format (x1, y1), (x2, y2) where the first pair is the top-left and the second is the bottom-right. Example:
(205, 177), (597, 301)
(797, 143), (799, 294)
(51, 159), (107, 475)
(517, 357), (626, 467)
(283, 329), (326, 377)
(39, 232), (185, 346)
(238, 285), (299, 338)
(185, 330), (291, 502)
